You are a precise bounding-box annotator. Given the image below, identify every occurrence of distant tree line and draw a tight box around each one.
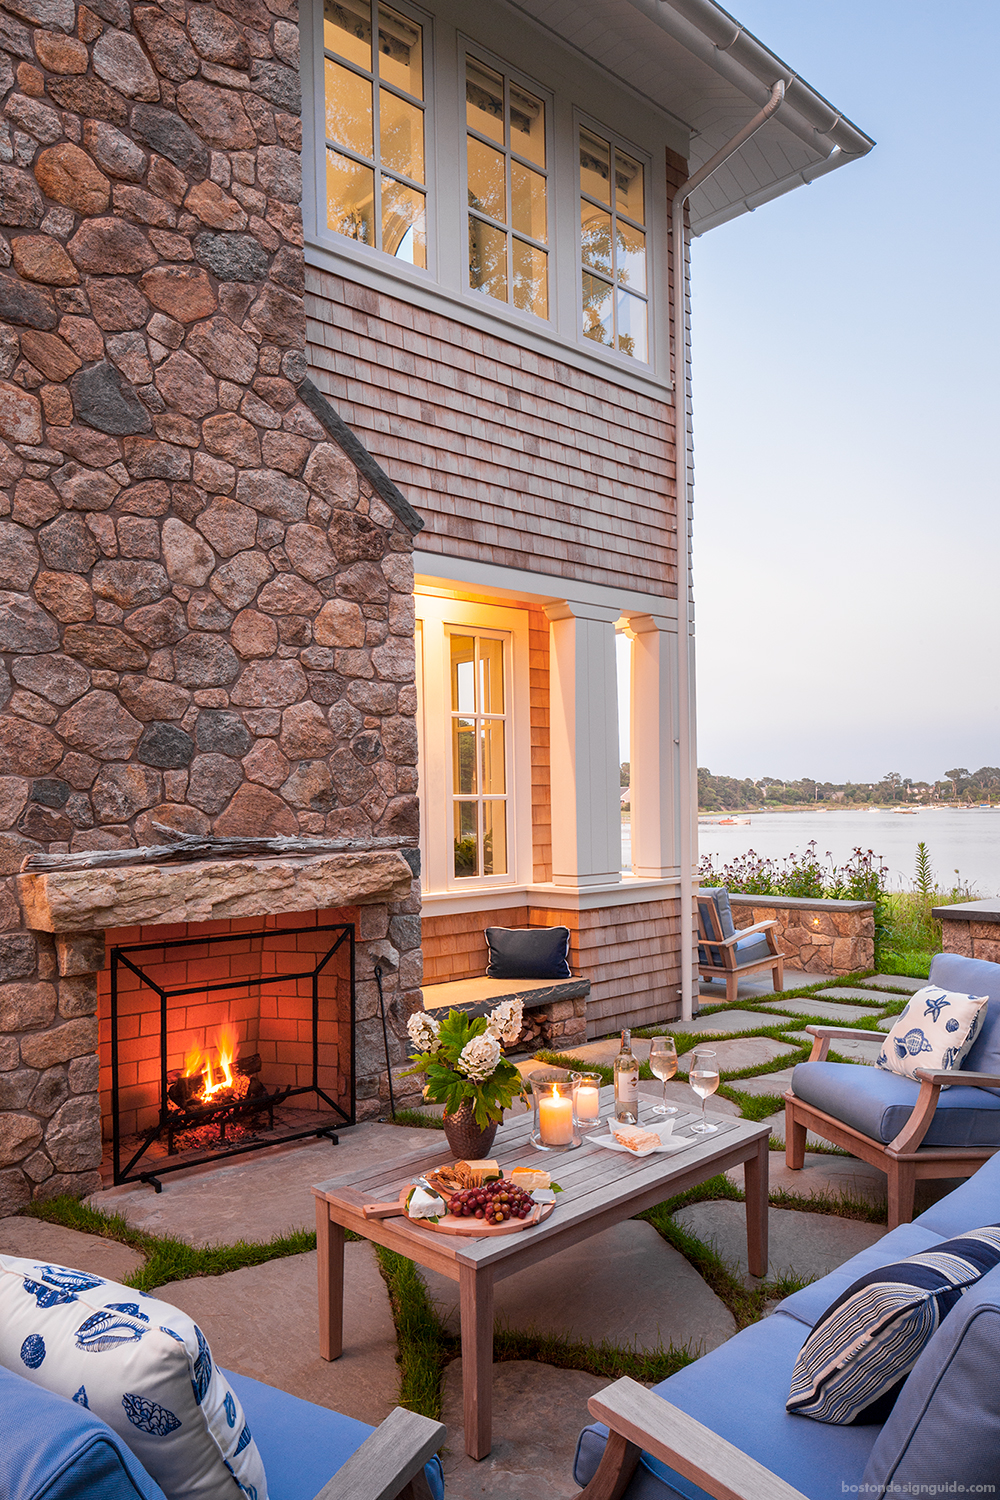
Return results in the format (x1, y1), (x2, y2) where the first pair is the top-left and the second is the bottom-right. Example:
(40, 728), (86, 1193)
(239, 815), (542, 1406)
(694, 766), (1000, 812)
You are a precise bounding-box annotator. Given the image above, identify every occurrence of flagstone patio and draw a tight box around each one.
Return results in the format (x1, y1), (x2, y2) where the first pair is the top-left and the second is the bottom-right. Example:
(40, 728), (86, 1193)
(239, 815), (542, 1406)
(2, 967), (951, 1499)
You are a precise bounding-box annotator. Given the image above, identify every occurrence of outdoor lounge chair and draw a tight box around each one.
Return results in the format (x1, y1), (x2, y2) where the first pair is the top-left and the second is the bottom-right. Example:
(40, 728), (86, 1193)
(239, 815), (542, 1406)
(697, 887), (784, 1003)
(784, 951), (1000, 1228)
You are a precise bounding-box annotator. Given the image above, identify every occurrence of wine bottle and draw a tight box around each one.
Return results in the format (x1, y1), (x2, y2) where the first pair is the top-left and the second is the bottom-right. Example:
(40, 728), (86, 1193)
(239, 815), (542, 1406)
(614, 1028), (639, 1123)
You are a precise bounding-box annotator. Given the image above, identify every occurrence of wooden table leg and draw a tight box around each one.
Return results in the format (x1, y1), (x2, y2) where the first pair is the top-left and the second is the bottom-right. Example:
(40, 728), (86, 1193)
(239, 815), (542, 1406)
(743, 1136), (769, 1279)
(316, 1197), (345, 1361)
(459, 1262), (494, 1460)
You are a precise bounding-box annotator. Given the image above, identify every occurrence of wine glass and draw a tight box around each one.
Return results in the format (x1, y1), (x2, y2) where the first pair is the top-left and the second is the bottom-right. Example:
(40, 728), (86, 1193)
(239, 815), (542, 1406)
(648, 1035), (678, 1116)
(689, 1048), (720, 1134)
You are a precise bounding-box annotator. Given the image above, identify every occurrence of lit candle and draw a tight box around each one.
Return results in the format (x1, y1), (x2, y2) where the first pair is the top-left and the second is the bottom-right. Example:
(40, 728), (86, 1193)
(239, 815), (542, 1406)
(574, 1084), (600, 1124)
(538, 1086), (574, 1145)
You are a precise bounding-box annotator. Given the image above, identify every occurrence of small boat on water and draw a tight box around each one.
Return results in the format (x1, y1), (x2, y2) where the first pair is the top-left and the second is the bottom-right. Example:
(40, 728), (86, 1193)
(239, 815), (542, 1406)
(716, 817), (751, 825)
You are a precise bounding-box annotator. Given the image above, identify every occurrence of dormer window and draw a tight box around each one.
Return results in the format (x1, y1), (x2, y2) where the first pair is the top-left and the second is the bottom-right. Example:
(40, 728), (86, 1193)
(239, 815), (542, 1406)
(466, 55), (549, 320)
(323, 0), (427, 266)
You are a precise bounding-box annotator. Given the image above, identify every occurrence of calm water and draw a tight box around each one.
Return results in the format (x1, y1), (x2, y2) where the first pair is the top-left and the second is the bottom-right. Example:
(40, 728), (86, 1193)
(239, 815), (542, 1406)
(621, 808), (1000, 895)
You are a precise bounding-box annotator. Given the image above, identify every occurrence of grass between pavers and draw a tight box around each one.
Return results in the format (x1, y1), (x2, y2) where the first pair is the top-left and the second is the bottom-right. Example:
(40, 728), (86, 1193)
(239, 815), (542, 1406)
(22, 1194), (326, 1293)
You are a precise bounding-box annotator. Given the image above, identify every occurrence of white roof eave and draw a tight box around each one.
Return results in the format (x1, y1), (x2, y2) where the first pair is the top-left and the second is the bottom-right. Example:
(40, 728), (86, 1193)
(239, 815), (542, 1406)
(505, 0), (875, 232)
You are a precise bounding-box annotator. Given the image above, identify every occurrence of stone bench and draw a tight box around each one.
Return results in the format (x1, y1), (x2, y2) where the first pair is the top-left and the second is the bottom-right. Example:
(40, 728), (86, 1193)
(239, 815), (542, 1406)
(420, 975), (590, 1051)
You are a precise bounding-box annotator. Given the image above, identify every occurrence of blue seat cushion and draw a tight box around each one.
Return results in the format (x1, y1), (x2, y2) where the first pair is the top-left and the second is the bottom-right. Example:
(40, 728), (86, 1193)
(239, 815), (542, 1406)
(931, 952), (1000, 1074)
(863, 1259), (1000, 1487)
(778, 1223), (945, 1328)
(573, 1313), (880, 1500)
(225, 1370), (444, 1500)
(733, 932), (773, 966)
(790, 1060), (1000, 1147)
(0, 1364), (166, 1500)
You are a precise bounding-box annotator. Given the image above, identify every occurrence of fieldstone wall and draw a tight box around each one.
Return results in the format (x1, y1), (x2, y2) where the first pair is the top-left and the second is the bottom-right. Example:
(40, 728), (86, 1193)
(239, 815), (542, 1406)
(729, 894), (875, 975)
(936, 901), (1000, 965)
(0, 0), (423, 1213)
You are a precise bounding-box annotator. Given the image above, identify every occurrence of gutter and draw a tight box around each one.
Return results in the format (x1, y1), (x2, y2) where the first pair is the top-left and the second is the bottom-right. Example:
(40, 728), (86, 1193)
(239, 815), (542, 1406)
(670, 79), (785, 1024)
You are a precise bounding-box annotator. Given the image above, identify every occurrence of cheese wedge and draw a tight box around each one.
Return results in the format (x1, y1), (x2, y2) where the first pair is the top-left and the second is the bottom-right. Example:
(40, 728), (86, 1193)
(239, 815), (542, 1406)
(454, 1158), (501, 1183)
(510, 1168), (551, 1191)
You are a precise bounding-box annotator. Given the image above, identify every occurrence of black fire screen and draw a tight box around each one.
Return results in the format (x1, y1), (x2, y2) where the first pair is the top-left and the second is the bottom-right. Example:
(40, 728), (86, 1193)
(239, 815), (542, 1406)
(108, 922), (355, 1190)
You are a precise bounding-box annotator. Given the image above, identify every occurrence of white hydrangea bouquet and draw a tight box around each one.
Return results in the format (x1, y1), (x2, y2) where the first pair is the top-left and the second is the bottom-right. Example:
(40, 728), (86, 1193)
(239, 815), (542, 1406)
(404, 1001), (525, 1129)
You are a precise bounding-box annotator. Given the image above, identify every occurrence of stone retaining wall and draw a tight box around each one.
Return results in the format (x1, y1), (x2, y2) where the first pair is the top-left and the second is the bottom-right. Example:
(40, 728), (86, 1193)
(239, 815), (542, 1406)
(728, 894), (875, 975)
(935, 899), (1000, 964)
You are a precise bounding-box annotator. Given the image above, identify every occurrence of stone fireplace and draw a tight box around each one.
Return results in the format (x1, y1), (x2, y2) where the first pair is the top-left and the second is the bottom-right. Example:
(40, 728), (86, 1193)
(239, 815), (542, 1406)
(0, 0), (425, 1214)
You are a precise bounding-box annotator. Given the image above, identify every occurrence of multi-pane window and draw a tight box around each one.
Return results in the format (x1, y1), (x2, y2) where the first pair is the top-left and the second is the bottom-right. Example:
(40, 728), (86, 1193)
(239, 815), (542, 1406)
(466, 56), (548, 320)
(450, 631), (508, 879)
(579, 125), (648, 360)
(323, 0), (427, 267)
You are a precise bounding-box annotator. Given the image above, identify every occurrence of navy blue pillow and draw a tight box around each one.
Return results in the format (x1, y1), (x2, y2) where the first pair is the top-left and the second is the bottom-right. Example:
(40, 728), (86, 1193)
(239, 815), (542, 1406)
(787, 1224), (1000, 1425)
(485, 927), (571, 980)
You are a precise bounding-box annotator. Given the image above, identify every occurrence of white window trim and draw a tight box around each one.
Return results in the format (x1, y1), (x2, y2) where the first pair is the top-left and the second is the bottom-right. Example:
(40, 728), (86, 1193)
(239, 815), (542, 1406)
(305, 0), (439, 282)
(415, 594), (531, 896)
(299, 0), (675, 398)
(459, 36), (555, 330)
(574, 109), (654, 372)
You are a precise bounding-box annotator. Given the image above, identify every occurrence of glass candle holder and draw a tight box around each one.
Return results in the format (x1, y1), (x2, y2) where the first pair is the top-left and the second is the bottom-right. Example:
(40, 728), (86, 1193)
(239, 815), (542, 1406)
(570, 1071), (602, 1129)
(528, 1069), (581, 1151)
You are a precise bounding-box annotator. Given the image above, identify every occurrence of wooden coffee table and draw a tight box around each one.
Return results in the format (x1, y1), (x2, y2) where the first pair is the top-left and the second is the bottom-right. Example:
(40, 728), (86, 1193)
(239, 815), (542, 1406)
(312, 1090), (768, 1459)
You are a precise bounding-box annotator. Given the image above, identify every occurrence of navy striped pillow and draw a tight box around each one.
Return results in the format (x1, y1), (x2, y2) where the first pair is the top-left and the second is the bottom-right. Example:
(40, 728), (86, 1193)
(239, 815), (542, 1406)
(787, 1225), (1000, 1425)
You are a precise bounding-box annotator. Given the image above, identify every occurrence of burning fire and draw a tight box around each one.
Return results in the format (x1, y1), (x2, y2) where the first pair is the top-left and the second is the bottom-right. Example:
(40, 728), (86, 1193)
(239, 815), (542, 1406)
(182, 1023), (239, 1103)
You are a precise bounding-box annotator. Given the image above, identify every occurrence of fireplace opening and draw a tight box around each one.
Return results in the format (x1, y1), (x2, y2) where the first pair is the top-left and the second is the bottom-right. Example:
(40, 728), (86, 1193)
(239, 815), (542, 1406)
(106, 921), (356, 1191)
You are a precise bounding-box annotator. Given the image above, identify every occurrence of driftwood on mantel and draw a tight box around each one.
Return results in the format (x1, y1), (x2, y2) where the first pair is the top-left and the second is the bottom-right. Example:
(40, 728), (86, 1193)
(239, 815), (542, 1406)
(20, 828), (420, 875)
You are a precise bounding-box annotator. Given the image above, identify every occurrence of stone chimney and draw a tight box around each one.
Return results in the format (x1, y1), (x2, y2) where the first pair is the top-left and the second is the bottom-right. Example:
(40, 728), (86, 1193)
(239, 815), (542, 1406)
(0, 0), (423, 1212)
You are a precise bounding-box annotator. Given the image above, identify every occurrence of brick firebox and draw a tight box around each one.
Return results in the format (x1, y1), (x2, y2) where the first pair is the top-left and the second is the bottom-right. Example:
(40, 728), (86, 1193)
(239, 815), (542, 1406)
(0, 0), (425, 1214)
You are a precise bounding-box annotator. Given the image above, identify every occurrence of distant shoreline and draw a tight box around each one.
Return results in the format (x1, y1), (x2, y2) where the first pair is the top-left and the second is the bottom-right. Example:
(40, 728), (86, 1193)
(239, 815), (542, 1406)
(696, 804), (989, 817)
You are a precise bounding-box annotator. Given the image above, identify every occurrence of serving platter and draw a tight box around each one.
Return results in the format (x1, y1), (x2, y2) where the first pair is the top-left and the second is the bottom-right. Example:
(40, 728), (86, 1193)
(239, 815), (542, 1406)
(361, 1187), (555, 1236)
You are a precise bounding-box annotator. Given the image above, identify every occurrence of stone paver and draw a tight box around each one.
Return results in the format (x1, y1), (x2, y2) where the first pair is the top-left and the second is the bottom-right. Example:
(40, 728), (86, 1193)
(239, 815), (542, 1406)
(666, 1009), (785, 1037)
(868, 975), (927, 991)
(757, 998), (875, 1022)
(780, 1031), (815, 1046)
(636, 1080), (741, 1118)
(553, 1037), (651, 1068)
(161, 1244), (399, 1426)
(0, 1216), (144, 1281)
(440, 1361), (604, 1500)
(827, 1035), (883, 1063)
(677, 1036), (798, 1074)
(674, 1201), (886, 1286)
(726, 1150), (888, 1208)
(419, 1220), (736, 1355)
(726, 1068), (796, 1098)
(877, 1017), (894, 1030)
(88, 1124), (445, 1245)
(814, 988), (894, 1004)
(699, 969), (817, 1002)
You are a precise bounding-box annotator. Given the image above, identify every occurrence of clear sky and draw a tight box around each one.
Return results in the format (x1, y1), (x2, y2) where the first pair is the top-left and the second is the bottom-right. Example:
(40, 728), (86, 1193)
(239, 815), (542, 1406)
(689, 1), (1000, 787)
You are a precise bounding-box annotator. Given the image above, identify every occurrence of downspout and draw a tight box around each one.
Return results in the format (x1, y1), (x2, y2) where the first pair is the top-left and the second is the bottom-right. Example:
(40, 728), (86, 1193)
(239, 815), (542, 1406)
(671, 79), (785, 1023)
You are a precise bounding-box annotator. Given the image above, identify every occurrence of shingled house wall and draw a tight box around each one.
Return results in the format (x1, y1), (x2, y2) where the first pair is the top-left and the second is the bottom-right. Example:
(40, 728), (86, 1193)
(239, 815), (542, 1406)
(0, 0), (422, 1212)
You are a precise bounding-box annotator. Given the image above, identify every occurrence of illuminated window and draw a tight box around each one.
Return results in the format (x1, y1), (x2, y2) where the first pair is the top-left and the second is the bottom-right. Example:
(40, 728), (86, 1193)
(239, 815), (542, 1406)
(466, 55), (548, 320)
(579, 124), (648, 360)
(323, 0), (427, 266)
(449, 630), (508, 879)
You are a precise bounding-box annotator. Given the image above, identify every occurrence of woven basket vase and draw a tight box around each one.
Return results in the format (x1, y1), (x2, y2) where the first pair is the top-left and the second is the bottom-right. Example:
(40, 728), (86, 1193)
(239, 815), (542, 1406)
(442, 1099), (499, 1160)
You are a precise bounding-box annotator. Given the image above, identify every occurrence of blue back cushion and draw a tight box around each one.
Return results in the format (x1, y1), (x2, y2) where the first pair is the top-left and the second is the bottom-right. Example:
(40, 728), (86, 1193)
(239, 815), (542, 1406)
(0, 1364), (165, 1500)
(697, 888), (735, 966)
(930, 952), (1000, 1073)
(863, 1259), (1000, 1487)
(485, 926), (571, 980)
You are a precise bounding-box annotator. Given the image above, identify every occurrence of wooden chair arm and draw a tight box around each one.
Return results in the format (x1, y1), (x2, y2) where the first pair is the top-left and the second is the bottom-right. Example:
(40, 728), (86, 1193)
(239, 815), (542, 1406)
(802, 1024), (883, 1062)
(312, 1407), (446, 1500)
(715, 920), (778, 948)
(913, 1068), (1000, 1087)
(578, 1378), (807, 1500)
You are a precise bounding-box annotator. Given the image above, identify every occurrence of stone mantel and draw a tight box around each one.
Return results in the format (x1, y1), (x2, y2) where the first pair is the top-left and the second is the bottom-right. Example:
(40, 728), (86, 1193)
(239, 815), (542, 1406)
(17, 850), (414, 934)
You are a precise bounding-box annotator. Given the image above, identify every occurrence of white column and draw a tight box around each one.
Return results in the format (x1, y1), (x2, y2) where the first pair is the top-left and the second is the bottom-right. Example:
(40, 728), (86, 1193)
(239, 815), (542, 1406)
(544, 601), (622, 889)
(625, 612), (680, 879)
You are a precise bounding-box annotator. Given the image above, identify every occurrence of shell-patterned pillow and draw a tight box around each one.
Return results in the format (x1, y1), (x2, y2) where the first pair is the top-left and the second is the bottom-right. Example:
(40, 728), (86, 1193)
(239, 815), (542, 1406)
(876, 986), (988, 1080)
(0, 1256), (267, 1500)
